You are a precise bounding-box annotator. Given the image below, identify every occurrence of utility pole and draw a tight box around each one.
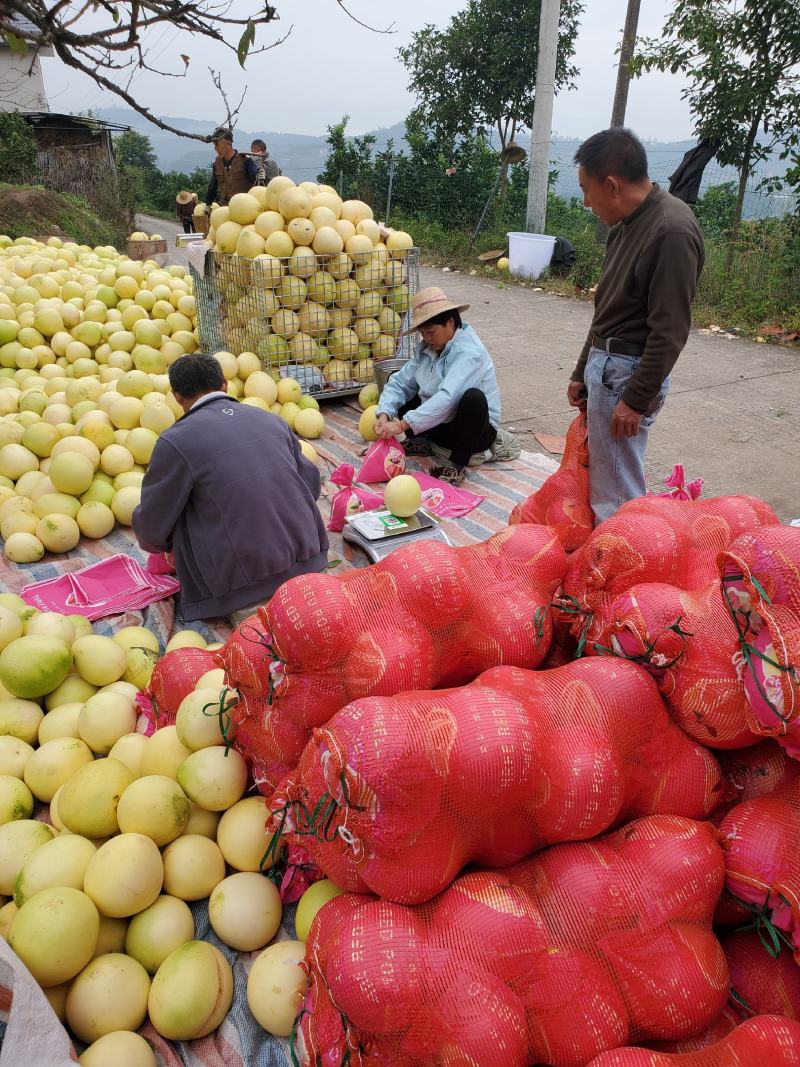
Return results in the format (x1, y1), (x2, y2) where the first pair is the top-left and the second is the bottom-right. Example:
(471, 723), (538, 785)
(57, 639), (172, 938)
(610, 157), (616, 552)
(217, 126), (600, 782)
(525, 0), (561, 233)
(610, 0), (641, 127)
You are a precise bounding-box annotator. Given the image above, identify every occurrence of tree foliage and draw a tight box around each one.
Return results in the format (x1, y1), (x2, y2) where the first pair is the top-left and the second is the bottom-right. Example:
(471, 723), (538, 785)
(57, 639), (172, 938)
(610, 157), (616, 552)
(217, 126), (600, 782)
(0, 112), (36, 184)
(113, 129), (206, 215)
(114, 131), (159, 173)
(691, 182), (738, 239)
(398, 0), (583, 155)
(317, 114), (530, 232)
(317, 116), (377, 194)
(631, 0), (800, 249)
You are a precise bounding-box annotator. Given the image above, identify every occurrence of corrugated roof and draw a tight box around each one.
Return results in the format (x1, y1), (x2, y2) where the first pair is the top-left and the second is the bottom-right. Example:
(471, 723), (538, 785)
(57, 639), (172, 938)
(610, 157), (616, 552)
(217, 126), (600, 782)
(22, 111), (131, 133)
(2, 13), (41, 41)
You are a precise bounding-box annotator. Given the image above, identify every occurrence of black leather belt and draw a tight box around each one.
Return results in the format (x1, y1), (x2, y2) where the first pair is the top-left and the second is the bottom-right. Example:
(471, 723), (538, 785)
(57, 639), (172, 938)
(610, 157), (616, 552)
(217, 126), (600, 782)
(593, 334), (644, 358)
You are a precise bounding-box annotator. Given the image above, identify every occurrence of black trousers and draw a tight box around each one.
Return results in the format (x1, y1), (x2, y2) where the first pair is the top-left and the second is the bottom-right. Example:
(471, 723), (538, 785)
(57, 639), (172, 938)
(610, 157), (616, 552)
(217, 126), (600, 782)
(399, 388), (497, 468)
(181, 219), (195, 233)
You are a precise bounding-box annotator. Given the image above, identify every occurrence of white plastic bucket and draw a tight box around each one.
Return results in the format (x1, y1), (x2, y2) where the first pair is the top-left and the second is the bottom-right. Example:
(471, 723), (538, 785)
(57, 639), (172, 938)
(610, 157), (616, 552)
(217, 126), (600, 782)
(507, 232), (557, 279)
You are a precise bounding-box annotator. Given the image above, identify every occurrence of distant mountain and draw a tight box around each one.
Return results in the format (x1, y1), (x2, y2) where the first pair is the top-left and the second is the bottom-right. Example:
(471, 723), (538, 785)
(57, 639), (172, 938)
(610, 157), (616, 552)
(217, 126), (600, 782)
(95, 108), (408, 181)
(96, 108), (791, 216)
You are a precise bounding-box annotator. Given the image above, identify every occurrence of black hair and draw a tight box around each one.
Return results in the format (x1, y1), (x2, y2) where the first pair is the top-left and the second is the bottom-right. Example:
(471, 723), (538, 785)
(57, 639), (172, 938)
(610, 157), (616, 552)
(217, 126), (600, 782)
(423, 309), (462, 330)
(168, 353), (225, 399)
(573, 128), (649, 183)
(251, 138), (266, 152)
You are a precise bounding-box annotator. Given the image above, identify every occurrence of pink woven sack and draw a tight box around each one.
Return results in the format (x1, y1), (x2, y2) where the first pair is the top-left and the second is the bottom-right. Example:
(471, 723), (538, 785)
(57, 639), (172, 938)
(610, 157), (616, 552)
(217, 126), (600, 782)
(21, 554), (179, 620)
(412, 471), (484, 519)
(355, 439), (406, 482)
(326, 464), (384, 533)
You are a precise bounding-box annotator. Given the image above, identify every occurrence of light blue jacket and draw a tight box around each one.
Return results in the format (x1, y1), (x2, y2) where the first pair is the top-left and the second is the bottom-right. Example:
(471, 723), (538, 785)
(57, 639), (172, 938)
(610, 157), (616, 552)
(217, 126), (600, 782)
(377, 324), (501, 434)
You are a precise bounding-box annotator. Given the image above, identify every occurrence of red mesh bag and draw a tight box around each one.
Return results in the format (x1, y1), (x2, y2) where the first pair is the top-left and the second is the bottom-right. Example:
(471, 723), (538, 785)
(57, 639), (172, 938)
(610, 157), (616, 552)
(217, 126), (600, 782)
(145, 646), (219, 727)
(724, 930), (800, 1020)
(586, 1016), (800, 1066)
(595, 581), (759, 749)
(557, 495), (777, 651)
(720, 526), (800, 757)
(218, 612), (274, 700)
(295, 816), (727, 1067)
(272, 659), (722, 903)
(248, 525), (567, 730)
(228, 694), (308, 796)
(509, 412), (594, 551)
(645, 1009), (740, 1055)
(649, 930), (800, 1054)
(720, 781), (800, 961)
(712, 741), (800, 823)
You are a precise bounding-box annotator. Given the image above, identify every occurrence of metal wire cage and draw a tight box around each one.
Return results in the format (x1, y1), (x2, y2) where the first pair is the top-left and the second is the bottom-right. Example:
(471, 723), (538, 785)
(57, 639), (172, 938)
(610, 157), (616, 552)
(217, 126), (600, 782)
(191, 247), (420, 399)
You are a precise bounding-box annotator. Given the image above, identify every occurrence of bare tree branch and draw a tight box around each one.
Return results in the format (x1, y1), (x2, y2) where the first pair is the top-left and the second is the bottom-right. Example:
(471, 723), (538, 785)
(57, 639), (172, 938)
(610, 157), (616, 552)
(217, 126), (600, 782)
(209, 66), (247, 131)
(334, 1), (396, 34)
(0, 0), (301, 139)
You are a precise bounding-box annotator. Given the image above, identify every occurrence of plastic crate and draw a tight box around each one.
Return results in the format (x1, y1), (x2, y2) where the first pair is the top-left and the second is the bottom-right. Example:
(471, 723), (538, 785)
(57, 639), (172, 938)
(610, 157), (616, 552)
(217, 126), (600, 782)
(190, 247), (419, 399)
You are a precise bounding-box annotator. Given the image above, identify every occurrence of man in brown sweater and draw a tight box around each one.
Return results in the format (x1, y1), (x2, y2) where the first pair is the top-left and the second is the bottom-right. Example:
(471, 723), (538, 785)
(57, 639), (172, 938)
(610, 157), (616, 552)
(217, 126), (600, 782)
(567, 128), (704, 523)
(205, 128), (258, 206)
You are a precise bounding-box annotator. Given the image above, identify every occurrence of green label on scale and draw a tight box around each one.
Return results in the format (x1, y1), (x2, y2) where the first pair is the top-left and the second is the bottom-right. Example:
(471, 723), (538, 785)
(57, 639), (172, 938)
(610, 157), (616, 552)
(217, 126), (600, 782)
(380, 514), (408, 530)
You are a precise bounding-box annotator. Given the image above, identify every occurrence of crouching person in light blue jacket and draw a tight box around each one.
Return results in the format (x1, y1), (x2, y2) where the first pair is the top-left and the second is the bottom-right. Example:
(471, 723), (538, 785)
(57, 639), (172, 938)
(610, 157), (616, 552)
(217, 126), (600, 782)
(374, 287), (511, 486)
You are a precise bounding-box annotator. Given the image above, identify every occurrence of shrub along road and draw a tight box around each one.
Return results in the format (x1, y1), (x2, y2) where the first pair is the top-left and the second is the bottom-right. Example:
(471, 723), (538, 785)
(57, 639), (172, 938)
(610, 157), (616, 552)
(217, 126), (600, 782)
(140, 214), (798, 520)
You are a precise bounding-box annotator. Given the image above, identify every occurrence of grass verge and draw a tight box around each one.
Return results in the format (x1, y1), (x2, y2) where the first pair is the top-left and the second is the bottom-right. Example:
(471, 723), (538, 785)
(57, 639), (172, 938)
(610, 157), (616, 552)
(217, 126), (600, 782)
(0, 185), (123, 247)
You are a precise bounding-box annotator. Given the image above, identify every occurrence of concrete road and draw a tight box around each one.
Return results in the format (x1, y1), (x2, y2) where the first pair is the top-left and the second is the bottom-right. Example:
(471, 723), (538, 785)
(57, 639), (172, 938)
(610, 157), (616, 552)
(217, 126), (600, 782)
(421, 265), (799, 519)
(138, 213), (799, 518)
(137, 213), (192, 270)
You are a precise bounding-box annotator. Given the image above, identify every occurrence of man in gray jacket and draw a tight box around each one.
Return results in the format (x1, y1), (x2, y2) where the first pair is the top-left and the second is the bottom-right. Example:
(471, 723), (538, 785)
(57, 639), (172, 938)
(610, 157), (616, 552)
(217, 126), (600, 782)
(133, 354), (328, 623)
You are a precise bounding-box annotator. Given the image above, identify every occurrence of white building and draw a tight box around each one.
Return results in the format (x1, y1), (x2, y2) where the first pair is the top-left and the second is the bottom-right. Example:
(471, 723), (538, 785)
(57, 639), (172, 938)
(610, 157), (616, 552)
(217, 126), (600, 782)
(0, 15), (51, 113)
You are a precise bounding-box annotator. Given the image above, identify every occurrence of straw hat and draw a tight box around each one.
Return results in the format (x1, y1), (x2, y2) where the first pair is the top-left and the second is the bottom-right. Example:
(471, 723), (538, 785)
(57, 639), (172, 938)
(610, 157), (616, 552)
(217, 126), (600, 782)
(176, 190), (195, 205)
(402, 286), (470, 334)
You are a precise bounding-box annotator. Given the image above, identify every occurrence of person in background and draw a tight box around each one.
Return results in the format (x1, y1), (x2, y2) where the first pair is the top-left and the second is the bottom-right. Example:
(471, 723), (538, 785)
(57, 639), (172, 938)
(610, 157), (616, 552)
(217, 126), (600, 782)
(205, 128), (258, 207)
(132, 354), (329, 625)
(374, 286), (510, 487)
(567, 127), (705, 524)
(175, 190), (197, 233)
(250, 138), (280, 185)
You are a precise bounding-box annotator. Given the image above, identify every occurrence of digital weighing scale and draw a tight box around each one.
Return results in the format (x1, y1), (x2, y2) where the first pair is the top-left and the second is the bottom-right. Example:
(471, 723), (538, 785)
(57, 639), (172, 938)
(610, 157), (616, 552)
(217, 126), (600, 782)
(342, 508), (451, 563)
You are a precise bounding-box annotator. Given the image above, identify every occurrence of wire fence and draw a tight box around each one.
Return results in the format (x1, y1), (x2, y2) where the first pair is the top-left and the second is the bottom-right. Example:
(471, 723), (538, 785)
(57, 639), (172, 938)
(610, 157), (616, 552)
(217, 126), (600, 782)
(316, 158), (798, 330)
(99, 137), (798, 332)
(326, 160), (795, 232)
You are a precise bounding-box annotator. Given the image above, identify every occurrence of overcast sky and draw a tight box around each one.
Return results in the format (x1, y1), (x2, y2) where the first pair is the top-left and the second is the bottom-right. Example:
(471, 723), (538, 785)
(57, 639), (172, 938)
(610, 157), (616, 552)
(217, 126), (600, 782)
(41, 0), (694, 141)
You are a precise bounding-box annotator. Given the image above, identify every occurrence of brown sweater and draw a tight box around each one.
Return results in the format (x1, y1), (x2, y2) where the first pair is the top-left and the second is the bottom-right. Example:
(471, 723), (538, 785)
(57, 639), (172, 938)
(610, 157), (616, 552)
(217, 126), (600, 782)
(572, 184), (704, 413)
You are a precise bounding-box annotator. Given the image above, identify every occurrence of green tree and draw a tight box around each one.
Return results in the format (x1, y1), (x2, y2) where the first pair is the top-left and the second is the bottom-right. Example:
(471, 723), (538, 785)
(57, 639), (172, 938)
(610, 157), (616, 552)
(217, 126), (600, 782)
(398, 0), (582, 190)
(691, 183), (738, 239)
(0, 113), (36, 184)
(317, 116), (377, 197)
(631, 0), (800, 268)
(114, 130), (159, 172)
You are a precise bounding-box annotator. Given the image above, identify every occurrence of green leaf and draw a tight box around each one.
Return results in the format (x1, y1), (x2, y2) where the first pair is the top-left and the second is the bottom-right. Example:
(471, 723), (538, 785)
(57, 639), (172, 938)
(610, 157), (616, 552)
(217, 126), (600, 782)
(4, 32), (28, 57)
(237, 20), (255, 68)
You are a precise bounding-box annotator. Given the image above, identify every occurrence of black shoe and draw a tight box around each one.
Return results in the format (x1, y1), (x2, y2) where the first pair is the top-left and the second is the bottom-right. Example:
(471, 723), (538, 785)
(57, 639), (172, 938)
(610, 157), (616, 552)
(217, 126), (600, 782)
(403, 436), (433, 457)
(430, 463), (467, 487)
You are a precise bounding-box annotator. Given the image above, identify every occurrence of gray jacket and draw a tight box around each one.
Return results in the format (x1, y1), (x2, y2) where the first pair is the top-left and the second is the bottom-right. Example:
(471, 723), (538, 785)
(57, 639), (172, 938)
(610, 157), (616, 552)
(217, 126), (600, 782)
(253, 153), (280, 186)
(132, 396), (328, 620)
